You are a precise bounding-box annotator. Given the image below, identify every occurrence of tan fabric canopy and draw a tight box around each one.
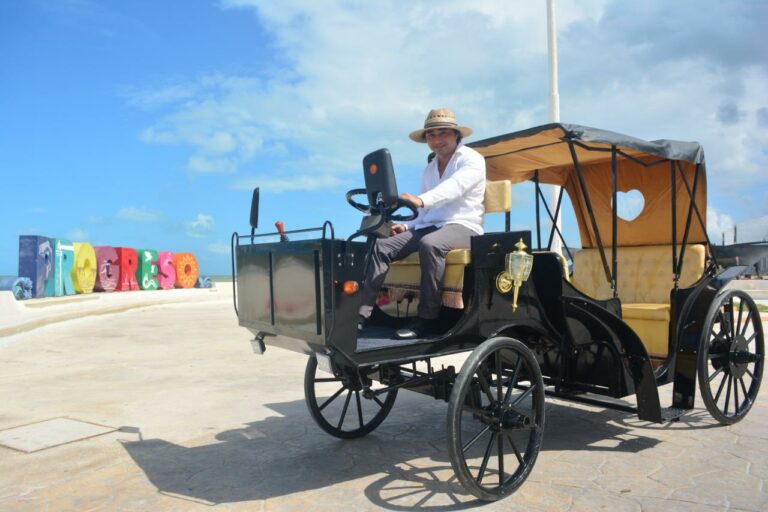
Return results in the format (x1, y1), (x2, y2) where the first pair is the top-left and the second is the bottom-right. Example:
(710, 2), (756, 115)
(469, 124), (708, 248)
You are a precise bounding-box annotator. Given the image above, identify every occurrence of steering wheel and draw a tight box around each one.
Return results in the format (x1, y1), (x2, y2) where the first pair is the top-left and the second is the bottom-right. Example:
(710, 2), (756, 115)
(345, 188), (370, 213)
(345, 188), (418, 222)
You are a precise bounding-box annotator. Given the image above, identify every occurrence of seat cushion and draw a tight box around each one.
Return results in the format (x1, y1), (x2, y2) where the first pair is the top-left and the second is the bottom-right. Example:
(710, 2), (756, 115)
(623, 317), (669, 358)
(385, 250), (468, 291)
(621, 303), (670, 357)
(395, 249), (472, 266)
(622, 303), (670, 322)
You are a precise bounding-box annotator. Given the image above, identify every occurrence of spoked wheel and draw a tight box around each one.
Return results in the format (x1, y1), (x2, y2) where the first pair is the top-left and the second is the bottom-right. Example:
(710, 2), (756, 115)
(304, 356), (398, 439)
(697, 289), (764, 425)
(447, 337), (545, 501)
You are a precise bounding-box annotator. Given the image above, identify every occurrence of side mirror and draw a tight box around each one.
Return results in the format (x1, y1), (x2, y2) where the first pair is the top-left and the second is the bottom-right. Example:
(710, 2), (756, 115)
(249, 188), (260, 233)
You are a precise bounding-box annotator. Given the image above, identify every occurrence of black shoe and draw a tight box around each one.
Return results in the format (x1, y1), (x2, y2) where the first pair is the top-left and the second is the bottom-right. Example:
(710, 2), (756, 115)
(395, 317), (439, 340)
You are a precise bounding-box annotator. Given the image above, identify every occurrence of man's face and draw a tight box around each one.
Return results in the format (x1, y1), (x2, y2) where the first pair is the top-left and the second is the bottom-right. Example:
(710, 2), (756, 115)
(425, 128), (459, 159)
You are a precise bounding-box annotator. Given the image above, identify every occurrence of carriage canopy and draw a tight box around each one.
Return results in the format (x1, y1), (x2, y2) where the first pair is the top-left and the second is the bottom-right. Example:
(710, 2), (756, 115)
(470, 123), (708, 249)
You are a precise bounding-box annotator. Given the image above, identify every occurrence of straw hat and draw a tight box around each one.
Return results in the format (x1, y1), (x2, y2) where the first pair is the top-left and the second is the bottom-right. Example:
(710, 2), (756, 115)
(409, 108), (473, 143)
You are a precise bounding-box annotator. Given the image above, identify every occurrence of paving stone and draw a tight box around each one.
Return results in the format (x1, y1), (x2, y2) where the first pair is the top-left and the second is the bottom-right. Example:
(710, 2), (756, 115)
(0, 418), (116, 453)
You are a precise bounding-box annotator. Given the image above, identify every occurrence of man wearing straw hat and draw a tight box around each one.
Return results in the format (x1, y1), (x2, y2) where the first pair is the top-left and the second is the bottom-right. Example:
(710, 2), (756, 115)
(359, 108), (486, 339)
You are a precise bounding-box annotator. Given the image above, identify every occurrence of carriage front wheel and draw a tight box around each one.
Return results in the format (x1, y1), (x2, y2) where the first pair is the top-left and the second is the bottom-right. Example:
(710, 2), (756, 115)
(447, 337), (545, 501)
(697, 289), (764, 425)
(304, 356), (398, 439)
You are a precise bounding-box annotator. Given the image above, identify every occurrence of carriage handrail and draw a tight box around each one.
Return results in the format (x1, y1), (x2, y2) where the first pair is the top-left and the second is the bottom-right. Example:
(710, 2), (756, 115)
(231, 231), (239, 316)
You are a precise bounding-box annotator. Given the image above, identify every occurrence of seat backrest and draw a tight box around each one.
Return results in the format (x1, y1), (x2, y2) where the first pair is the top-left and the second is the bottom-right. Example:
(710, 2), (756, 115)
(571, 244), (707, 303)
(483, 180), (511, 213)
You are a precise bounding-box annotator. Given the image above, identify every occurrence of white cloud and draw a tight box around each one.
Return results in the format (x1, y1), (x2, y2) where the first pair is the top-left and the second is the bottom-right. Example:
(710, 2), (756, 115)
(116, 207), (161, 222)
(128, 0), (767, 242)
(123, 82), (199, 109)
(737, 216), (768, 243)
(707, 208), (735, 244)
(65, 228), (89, 242)
(707, 209), (768, 245)
(207, 241), (231, 254)
(185, 213), (215, 238)
(234, 173), (344, 193)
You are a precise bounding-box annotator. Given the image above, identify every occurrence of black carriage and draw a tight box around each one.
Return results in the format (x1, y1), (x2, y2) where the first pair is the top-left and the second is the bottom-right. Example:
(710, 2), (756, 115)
(230, 123), (764, 501)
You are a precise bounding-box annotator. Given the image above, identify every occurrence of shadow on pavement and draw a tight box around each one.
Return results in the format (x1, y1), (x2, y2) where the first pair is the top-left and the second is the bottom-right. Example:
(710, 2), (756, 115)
(121, 397), (666, 509)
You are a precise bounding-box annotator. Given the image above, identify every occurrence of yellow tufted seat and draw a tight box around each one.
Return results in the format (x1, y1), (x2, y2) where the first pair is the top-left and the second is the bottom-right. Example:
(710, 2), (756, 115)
(571, 244), (707, 358)
(382, 180), (511, 308)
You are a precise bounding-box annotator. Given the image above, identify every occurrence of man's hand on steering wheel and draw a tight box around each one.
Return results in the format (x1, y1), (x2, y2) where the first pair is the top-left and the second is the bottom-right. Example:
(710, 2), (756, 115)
(345, 188), (419, 221)
(399, 192), (423, 209)
(390, 224), (407, 235)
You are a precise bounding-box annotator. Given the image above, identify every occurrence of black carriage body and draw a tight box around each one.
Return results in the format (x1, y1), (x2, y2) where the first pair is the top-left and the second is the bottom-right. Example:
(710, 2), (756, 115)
(233, 229), (663, 417)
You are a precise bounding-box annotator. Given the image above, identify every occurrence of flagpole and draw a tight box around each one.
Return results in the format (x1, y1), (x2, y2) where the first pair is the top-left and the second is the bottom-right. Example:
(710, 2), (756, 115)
(547, 0), (563, 255)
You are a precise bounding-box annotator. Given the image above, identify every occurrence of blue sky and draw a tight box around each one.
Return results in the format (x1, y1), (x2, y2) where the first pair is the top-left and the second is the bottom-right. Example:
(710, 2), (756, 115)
(1, 0), (767, 276)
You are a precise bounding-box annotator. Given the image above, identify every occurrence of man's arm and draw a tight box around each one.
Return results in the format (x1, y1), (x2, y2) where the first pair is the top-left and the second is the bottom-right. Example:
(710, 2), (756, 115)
(391, 193), (422, 234)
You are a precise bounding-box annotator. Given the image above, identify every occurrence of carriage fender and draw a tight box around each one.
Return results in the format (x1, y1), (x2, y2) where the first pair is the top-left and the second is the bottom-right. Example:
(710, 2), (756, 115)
(671, 265), (749, 409)
(489, 318), (554, 345)
(562, 297), (662, 423)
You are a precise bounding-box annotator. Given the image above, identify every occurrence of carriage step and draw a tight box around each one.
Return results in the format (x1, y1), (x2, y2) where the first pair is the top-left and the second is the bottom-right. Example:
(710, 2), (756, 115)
(661, 407), (686, 422)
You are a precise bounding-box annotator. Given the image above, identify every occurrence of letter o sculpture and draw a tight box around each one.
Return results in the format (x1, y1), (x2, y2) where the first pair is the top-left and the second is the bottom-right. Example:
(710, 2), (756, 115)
(73, 242), (97, 294)
(173, 252), (199, 289)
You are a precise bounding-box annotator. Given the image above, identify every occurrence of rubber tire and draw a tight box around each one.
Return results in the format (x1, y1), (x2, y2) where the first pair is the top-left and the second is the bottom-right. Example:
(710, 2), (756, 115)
(697, 289), (764, 425)
(447, 337), (545, 501)
(304, 356), (398, 439)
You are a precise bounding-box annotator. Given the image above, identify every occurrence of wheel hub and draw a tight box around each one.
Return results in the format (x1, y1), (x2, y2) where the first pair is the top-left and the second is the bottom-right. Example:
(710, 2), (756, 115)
(501, 409), (531, 429)
(729, 336), (751, 379)
(475, 404), (531, 431)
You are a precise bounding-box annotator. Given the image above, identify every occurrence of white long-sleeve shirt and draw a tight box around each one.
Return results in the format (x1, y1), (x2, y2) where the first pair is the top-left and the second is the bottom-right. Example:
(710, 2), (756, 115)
(403, 144), (486, 234)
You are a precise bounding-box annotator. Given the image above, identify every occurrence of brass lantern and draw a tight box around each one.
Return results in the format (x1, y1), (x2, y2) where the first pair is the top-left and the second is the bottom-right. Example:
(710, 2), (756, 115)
(495, 238), (534, 312)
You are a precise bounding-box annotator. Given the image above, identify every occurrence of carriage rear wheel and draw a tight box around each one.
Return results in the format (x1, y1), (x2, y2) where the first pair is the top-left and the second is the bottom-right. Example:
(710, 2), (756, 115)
(447, 337), (545, 501)
(697, 289), (764, 425)
(304, 356), (398, 439)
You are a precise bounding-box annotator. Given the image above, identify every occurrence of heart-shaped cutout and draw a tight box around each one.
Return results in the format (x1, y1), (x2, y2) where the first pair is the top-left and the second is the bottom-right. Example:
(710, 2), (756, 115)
(614, 189), (645, 222)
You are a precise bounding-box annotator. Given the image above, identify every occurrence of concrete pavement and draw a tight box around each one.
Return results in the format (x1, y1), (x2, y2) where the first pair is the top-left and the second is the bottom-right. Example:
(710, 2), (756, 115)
(0, 285), (229, 338)
(0, 285), (766, 511)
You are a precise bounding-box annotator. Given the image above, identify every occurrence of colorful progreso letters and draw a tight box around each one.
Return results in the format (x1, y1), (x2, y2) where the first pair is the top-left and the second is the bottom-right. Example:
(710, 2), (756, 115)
(17, 236), (199, 298)
(73, 242), (97, 294)
(45, 238), (76, 297)
(174, 253), (200, 289)
(157, 251), (176, 290)
(94, 246), (118, 292)
(18, 236), (53, 298)
(116, 247), (139, 291)
(138, 249), (159, 291)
